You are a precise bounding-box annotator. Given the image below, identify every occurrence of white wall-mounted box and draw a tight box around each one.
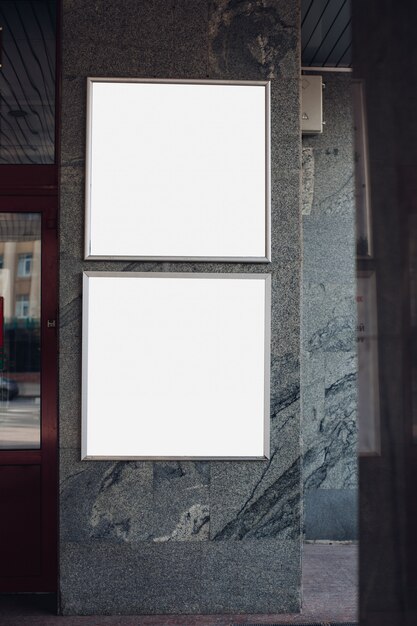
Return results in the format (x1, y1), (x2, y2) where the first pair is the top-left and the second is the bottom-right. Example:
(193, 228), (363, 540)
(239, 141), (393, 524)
(301, 75), (323, 135)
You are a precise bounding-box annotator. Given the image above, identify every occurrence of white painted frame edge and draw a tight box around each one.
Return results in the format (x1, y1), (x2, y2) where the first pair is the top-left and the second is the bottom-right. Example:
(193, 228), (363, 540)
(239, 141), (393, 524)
(84, 77), (271, 263)
(81, 271), (271, 461)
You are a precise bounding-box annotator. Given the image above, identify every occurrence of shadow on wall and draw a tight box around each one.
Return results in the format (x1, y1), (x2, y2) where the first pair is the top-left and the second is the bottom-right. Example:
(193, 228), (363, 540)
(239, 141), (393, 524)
(301, 72), (358, 542)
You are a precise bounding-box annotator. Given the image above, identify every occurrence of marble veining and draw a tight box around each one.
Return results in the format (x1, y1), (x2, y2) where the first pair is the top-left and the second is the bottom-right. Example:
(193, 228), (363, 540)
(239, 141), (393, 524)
(59, 295), (81, 329)
(153, 504), (210, 542)
(271, 353), (300, 415)
(210, 357), (301, 541)
(213, 456), (300, 540)
(89, 462), (153, 542)
(153, 461), (210, 486)
(308, 315), (355, 352)
(301, 74), (357, 538)
(151, 462), (210, 543)
(315, 171), (355, 216)
(60, 456), (154, 542)
(304, 368), (357, 490)
(60, 456), (214, 543)
(209, 0), (298, 78)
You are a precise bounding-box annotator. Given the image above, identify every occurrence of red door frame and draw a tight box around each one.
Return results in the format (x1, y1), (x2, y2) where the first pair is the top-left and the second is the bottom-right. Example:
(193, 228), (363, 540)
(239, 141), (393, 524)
(0, 0), (61, 592)
(0, 196), (58, 592)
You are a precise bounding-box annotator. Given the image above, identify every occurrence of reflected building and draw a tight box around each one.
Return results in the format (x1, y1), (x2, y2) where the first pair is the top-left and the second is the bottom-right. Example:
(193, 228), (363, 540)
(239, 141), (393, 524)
(0, 213), (41, 449)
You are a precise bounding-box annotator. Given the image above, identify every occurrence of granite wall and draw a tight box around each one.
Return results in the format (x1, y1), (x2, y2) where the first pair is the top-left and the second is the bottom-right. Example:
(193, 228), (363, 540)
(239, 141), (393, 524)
(301, 74), (358, 540)
(59, 0), (302, 615)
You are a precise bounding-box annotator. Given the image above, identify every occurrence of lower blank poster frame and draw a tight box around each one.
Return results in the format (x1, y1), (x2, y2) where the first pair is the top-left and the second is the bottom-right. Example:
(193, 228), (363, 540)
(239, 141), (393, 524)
(81, 271), (271, 461)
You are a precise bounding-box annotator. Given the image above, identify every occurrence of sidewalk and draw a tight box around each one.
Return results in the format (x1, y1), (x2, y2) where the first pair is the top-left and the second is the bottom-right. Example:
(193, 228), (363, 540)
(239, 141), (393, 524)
(0, 543), (358, 625)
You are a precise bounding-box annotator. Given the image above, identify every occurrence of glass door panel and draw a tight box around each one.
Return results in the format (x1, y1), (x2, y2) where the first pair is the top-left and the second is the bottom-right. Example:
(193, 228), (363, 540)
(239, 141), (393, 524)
(0, 213), (41, 449)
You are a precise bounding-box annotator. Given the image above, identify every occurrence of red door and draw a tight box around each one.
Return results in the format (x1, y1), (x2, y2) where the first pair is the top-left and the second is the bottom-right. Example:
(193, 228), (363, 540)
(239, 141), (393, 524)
(0, 196), (58, 591)
(0, 0), (59, 592)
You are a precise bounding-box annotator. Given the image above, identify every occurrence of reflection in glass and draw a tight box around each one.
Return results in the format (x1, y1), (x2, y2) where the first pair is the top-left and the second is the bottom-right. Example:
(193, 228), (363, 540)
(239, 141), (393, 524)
(357, 270), (381, 454)
(353, 80), (372, 258)
(0, 213), (41, 449)
(410, 213), (417, 442)
(0, 1), (56, 164)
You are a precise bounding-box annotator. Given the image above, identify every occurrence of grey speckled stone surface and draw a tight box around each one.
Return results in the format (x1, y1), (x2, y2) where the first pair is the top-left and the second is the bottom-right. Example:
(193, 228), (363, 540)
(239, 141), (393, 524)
(59, 353), (82, 448)
(200, 539), (300, 614)
(303, 215), (356, 283)
(60, 450), (154, 542)
(60, 539), (300, 615)
(302, 148), (315, 215)
(303, 351), (357, 491)
(301, 75), (357, 539)
(210, 358), (300, 540)
(60, 0), (302, 614)
(208, 0), (298, 80)
(304, 489), (358, 540)
(303, 282), (356, 355)
(152, 462), (210, 542)
(60, 453), (213, 544)
(60, 541), (202, 615)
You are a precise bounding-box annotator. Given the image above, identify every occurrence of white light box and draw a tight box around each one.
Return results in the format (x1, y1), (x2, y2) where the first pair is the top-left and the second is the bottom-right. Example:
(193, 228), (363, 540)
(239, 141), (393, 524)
(82, 272), (271, 460)
(85, 78), (270, 262)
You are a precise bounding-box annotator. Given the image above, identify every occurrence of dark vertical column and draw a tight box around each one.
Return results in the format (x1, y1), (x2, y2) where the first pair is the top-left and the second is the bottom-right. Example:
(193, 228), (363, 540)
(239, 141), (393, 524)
(354, 0), (417, 624)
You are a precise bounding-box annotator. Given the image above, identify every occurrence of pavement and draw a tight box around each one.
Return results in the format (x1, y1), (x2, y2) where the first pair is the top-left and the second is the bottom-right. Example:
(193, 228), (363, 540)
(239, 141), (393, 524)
(0, 396), (40, 449)
(0, 543), (358, 625)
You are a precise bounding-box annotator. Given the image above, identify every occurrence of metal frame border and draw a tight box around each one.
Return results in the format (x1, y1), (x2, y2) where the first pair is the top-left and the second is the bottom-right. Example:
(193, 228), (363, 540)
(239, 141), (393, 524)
(84, 77), (271, 263)
(352, 78), (373, 259)
(81, 271), (271, 461)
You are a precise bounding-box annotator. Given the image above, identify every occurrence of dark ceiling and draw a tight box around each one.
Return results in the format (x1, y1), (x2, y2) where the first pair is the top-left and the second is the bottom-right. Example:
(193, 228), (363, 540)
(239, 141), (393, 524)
(301, 0), (352, 68)
(0, 0), (351, 165)
(0, 0), (56, 164)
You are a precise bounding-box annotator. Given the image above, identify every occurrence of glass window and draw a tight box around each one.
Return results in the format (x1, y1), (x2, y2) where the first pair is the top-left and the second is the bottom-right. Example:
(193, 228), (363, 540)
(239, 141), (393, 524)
(15, 294), (30, 318)
(0, 213), (41, 449)
(17, 253), (32, 277)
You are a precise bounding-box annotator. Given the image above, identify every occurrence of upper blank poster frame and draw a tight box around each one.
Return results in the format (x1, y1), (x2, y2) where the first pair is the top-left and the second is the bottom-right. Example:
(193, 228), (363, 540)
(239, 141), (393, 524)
(85, 78), (271, 262)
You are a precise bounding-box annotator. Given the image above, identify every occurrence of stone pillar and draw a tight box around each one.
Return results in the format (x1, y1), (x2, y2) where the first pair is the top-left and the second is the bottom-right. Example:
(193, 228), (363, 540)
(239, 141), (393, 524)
(302, 74), (358, 541)
(59, 0), (302, 614)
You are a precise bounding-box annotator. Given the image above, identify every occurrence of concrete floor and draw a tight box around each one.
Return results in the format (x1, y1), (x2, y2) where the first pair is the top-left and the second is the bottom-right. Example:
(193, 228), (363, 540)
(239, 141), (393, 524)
(0, 543), (358, 625)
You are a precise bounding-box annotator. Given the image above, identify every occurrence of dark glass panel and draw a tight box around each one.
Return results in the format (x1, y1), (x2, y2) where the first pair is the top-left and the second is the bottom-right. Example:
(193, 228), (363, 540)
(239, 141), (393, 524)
(0, 1), (56, 164)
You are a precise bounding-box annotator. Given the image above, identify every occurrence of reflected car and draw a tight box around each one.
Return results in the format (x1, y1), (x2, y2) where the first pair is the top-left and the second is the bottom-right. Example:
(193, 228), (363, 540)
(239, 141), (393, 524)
(0, 377), (19, 401)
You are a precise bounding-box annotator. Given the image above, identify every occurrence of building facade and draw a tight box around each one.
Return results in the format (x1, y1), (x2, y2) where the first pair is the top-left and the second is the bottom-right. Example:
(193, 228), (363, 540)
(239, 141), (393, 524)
(0, 0), (359, 615)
